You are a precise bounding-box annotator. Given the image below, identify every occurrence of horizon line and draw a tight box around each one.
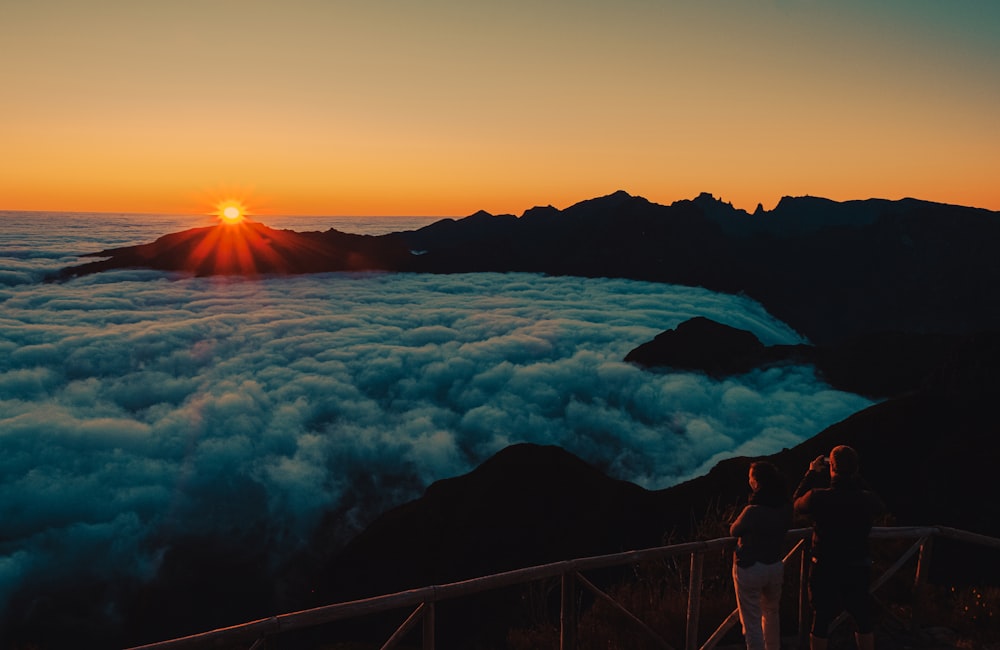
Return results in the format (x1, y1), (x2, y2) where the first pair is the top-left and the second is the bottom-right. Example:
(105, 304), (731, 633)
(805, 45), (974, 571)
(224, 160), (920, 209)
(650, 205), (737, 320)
(2, 190), (998, 219)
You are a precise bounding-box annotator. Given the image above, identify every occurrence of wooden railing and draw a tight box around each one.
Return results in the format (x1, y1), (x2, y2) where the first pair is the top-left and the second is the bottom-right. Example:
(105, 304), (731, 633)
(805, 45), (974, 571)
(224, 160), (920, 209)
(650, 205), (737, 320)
(125, 525), (1000, 650)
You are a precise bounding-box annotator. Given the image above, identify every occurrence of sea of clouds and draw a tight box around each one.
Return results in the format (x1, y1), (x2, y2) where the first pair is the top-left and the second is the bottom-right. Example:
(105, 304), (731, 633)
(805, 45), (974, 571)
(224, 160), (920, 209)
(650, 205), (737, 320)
(0, 264), (874, 616)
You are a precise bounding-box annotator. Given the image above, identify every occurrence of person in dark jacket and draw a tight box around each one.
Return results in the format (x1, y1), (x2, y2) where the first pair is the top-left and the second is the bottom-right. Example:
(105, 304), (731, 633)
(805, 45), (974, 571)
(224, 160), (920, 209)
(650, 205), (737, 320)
(794, 445), (886, 650)
(731, 461), (793, 650)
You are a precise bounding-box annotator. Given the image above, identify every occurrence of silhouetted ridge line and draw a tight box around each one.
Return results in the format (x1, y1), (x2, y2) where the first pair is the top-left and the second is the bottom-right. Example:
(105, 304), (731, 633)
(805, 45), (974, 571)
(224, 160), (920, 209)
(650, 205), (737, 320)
(54, 192), (1000, 345)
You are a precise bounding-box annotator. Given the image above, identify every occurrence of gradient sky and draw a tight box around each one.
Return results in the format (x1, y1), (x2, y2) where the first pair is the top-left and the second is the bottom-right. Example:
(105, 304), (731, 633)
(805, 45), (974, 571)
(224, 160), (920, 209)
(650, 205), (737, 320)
(3, 0), (998, 216)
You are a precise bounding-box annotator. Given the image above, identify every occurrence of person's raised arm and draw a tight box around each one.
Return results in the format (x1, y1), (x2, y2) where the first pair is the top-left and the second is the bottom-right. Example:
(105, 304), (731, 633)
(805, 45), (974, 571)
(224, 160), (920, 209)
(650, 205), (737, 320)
(793, 455), (829, 512)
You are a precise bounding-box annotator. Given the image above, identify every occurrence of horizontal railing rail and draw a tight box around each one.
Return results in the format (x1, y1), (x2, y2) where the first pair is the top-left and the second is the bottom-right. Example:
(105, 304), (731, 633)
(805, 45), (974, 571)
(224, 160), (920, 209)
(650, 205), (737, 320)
(125, 525), (999, 650)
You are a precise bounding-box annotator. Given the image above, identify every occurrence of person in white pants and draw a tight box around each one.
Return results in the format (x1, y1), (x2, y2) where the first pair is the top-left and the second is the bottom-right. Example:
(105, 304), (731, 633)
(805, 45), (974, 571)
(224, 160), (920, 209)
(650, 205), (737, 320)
(731, 461), (793, 650)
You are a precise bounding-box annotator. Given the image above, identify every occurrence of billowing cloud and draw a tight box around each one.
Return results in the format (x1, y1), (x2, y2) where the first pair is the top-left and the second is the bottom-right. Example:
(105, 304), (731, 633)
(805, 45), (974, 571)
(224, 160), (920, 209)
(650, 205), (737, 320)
(0, 268), (872, 624)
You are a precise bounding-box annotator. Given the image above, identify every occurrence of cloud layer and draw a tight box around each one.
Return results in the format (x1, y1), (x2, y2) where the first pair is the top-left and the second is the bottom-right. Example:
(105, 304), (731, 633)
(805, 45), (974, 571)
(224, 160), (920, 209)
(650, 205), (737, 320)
(0, 268), (872, 616)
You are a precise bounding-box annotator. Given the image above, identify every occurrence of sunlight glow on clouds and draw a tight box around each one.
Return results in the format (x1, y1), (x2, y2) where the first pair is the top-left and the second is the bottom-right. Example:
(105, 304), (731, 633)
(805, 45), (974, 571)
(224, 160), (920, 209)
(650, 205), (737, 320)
(0, 270), (872, 614)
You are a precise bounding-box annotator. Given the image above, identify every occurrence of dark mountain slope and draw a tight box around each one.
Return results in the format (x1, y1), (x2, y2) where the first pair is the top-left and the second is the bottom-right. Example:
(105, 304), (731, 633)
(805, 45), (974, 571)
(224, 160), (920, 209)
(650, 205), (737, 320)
(312, 443), (664, 602)
(625, 316), (956, 399)
(400, 192), (1000, 344)
(55, 220), (412, 277)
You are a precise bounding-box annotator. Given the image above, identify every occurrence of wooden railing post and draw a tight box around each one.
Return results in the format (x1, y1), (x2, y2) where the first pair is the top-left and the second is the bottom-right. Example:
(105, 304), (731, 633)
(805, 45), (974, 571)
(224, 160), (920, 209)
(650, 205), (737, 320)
(798, 544), (811, 650)
(560, 571), (577, 650)
(686, 551), (704, 650)
(911, 535), (934, 631)
(423, 601), (435, 650)
(914, 535), (933, 589)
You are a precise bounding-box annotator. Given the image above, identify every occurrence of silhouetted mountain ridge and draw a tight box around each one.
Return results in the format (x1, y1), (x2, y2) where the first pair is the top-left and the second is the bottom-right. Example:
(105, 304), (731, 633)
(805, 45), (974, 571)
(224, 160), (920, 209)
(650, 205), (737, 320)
(56, 191), (1000, 345)
(316, 443), (661, 600)
(56, 220), (413, 277)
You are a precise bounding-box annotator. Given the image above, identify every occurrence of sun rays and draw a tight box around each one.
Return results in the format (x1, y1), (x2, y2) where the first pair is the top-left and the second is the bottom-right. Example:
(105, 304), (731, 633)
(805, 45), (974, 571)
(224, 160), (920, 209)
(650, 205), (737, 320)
(213, 198), (249, 225)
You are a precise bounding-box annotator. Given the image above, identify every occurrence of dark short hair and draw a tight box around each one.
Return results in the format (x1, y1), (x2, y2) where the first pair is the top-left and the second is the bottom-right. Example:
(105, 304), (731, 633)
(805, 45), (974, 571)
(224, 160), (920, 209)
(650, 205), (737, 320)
(830, 445), (859, 475)
(750, 461), (782, 491)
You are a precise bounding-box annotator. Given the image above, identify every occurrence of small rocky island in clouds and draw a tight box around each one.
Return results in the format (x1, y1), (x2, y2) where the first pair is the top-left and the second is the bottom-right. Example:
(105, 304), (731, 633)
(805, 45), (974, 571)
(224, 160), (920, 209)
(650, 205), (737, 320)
(46, 192), (1000, 647)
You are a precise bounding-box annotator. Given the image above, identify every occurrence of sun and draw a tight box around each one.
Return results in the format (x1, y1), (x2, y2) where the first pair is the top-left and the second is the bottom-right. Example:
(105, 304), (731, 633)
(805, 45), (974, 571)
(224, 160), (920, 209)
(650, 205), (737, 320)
(214, 199), (249, 224)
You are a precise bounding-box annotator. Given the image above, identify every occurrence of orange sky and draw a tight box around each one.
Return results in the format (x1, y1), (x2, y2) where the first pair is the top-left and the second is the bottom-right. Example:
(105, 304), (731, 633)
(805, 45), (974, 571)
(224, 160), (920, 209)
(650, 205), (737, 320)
(2, 1), (998, 216)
